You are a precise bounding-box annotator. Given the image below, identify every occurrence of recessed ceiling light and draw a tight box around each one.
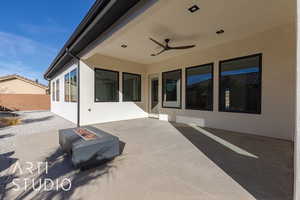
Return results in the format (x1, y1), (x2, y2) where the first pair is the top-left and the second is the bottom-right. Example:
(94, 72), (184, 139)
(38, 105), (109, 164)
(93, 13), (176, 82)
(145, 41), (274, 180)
(216, 29), (225, 35)
(121, 44), (127, 48)
(188, 5), (199, 13)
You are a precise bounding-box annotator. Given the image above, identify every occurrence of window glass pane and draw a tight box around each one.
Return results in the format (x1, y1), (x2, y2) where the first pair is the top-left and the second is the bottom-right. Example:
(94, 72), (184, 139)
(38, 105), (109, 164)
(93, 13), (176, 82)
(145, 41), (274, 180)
(151, 79), (159, 109)
(70, 69), (77, 102)
(219, 54), (261, 113)
(186, 64), (213, 110)
(95, 69), (119, 102)
(162, 69), (181, 108)
(52, 81), (55, 101)
(123, 73), (141, 101)
(56, 79), (60, 102)
(64, 73), (70, 102)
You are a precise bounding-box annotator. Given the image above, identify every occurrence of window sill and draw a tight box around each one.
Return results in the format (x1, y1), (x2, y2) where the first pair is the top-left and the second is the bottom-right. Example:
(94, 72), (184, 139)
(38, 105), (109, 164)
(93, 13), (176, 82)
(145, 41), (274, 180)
(94, 101), (120, 103)
(185, 108), (213, 111)
(122, 100), (142, 103)
(161, 106), (182, 109)
(218, 110), (261, 115)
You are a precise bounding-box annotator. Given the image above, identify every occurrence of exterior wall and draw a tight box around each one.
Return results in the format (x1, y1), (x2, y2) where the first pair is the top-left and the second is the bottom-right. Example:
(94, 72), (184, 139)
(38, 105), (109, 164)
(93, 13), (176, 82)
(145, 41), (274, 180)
(295, 1), (299, 199)
(0, 94), (50, 111)
(50, 63), (78, 124)
(146, 23), (296, 140)
(0, 78), (46, 94)
(79, 55), (148, 125)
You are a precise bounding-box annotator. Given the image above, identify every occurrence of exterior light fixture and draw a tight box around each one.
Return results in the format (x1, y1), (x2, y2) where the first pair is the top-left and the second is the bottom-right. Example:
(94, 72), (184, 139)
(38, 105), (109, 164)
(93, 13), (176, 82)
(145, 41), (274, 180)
(188, 5), (199, 13)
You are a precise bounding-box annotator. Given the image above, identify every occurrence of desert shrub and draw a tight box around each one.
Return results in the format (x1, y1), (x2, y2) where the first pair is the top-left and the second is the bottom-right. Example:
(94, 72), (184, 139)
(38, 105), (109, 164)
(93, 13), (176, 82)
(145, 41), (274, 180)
(0, 117), (21, 127)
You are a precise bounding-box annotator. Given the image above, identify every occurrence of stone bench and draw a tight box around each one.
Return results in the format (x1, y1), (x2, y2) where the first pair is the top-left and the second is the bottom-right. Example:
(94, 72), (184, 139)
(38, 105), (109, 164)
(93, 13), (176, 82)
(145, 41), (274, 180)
(59, 126), (120, 168)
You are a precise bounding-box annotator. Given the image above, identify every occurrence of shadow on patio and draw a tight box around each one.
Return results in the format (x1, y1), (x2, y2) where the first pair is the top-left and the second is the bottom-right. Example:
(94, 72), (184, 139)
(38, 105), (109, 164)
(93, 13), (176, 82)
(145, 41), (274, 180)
(0, 151), (18, 200)
(12, 141), (126, 200)
(171, 122), (294, 200)
(21, 116), (54, 124)
(0, 133), (14, 139)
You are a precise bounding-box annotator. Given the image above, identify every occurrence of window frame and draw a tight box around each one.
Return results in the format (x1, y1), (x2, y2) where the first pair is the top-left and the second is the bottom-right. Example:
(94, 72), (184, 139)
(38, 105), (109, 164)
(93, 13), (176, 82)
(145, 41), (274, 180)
(52, 81), (55, 101)
(218, 53), (262, 114)
(161, 69), (182, 109)
(69, 68), (78, 102)
(122, 72), (142, 102)
(185, 63), (214, 111)
(64, 73), (70, 102)
(94, 68), (119, 103)
(56, 79), (60, 102)
(63, 68), (78, 103)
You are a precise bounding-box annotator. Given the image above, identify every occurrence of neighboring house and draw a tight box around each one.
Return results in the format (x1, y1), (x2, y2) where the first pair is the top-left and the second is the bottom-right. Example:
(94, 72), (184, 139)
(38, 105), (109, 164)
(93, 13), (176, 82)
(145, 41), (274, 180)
(43, 1), (300, 197)
(0, 74), (48, 94)
(0, 74), (50, 111)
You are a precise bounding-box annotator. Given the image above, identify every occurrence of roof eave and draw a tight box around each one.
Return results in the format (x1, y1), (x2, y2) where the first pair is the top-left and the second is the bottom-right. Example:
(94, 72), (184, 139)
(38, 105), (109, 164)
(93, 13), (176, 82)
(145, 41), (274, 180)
(44, 0), (141, 80)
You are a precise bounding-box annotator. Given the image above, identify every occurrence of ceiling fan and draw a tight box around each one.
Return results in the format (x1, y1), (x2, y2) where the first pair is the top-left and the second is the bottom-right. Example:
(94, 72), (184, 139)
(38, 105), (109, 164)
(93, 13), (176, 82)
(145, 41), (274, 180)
(149, 37), (196, 56)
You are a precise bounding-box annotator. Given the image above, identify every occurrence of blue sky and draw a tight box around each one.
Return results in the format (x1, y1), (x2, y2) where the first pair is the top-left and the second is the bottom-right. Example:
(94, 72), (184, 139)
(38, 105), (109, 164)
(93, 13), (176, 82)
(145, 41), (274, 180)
(221, 67), (259, 76)
(187, 67), (258, 85)
(0, 0), (95, 84)
(187, 74), (212, 85)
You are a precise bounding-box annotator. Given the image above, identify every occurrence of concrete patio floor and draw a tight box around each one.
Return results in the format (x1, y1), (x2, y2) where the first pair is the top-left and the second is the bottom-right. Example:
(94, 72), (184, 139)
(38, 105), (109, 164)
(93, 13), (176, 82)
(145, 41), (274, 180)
(1, 118), (293, 200)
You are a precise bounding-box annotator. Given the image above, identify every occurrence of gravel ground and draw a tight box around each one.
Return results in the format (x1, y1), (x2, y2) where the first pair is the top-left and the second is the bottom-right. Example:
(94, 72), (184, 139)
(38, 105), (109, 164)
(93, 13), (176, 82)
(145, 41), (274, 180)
(0, 111), (75, 199)
(0, 111), (75, 154)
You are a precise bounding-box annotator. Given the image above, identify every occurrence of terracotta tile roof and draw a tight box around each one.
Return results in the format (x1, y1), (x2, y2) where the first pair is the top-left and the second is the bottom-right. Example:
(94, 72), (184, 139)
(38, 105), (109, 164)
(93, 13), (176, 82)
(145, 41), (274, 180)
(0, 74), (48, 89)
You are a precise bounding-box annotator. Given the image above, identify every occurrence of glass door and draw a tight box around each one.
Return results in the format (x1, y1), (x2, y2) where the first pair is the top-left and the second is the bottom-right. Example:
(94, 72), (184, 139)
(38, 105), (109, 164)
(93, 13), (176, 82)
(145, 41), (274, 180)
(149, 75), (159, 118)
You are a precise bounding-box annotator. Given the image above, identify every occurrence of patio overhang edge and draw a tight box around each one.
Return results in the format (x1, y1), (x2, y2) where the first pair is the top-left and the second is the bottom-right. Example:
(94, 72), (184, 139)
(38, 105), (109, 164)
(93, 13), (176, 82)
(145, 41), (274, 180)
(43, 0), (142, 80)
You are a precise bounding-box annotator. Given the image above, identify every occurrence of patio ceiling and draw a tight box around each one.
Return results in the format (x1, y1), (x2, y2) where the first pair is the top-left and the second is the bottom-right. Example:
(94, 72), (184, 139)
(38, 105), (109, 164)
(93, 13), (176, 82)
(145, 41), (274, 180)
(83, 0), (295, 64)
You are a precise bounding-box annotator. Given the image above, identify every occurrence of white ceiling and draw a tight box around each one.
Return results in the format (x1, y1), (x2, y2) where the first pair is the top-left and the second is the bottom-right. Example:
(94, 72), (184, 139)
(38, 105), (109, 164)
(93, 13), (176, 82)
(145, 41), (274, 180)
(86, 0), (295, 64)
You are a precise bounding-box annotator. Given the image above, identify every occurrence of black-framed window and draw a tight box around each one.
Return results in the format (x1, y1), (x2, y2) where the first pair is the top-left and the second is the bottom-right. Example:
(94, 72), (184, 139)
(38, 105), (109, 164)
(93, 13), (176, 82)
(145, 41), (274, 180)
(151, 78), (159, 109)
(70, 69), (77, 102)
(95, 68), (119, 102)
(64, 73), (70, 102)
(64, 69), (77, 102)
(52, 81), (55, 101)
(162, 69), (182, 108)
(219, 53), (262, 114)
(186, 63), (213, 110)
(56, 79), (60, 102)
(122, 72), (141, 102)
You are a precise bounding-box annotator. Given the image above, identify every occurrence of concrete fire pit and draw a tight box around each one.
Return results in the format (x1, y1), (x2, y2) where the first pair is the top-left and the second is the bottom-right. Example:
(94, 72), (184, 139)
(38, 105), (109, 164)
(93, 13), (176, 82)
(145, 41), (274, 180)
(59, 126), (120, 168)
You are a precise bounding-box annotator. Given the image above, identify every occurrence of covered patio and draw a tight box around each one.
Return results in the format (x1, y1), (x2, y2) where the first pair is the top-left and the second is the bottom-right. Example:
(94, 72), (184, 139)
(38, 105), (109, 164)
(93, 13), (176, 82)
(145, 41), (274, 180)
(4, 118), (293, 200)
(42, 0), (298, 199)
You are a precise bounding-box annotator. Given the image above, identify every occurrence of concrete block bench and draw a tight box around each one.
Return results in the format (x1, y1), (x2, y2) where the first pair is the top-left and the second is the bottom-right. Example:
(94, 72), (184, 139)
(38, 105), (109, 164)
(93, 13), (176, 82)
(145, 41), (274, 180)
(59, 126), (120, 168)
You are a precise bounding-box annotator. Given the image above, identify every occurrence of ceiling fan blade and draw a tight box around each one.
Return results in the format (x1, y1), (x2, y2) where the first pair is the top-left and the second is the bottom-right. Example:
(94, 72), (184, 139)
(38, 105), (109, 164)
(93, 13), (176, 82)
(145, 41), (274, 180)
(149, 37), (165, 48)
(169, 45), (196, 50)
(151, 49), (166, 56)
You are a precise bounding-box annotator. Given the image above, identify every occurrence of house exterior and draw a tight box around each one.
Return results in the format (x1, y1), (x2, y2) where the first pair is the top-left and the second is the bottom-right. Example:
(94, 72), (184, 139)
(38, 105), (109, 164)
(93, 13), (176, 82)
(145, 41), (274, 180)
(0, 74), (50, 110)
(0, 74), (48, 94)
(43, 0), (300, 198)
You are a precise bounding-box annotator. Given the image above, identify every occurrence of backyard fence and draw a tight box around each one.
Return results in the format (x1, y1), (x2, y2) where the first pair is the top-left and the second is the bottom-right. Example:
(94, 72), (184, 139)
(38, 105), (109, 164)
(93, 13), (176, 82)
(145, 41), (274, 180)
(0, 94), (50, 111)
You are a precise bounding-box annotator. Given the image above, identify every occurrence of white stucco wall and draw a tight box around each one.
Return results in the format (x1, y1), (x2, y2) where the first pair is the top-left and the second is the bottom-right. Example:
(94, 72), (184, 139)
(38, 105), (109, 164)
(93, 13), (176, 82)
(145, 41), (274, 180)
(147, 23), (296, 140)
(50, 63), (78, 124)
(295, 1), (299, 199)
(79, 55), (148, 125)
